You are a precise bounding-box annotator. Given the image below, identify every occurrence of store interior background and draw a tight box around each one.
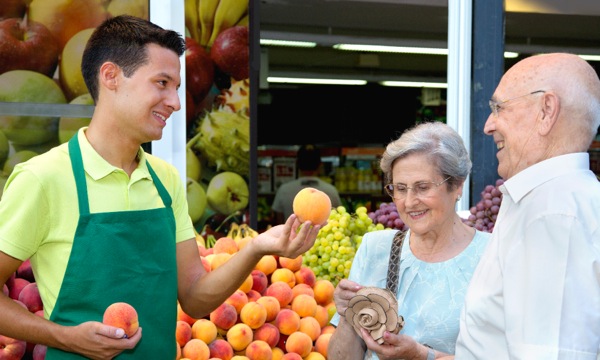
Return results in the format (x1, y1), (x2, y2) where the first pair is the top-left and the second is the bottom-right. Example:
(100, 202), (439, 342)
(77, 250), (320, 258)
(254, 0), (600, 225)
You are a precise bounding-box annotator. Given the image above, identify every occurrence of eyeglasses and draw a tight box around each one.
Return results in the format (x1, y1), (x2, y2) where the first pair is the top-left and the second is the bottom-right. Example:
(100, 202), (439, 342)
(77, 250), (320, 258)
(384, 176), (451, 200)
(488, 90), (545, 117)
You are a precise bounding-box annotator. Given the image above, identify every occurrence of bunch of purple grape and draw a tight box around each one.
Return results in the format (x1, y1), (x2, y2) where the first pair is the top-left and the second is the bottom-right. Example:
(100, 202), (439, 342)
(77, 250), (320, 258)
(368, 202), (409, 231)
(463, 178), (504, 233)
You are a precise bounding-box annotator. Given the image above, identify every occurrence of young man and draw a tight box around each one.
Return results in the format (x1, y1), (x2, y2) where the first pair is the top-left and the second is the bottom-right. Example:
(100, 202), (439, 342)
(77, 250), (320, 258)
(0, 15), (321, 359)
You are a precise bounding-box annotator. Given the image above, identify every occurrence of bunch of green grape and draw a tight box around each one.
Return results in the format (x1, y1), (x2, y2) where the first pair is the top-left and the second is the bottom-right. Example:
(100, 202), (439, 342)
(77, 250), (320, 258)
(303, 205), (384, 287)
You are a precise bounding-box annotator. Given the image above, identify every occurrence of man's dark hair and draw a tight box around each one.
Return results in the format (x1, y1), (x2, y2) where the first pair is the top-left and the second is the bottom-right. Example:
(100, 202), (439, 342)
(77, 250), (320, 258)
(82, 15), (186, 102)
(297, 144), (321, 171)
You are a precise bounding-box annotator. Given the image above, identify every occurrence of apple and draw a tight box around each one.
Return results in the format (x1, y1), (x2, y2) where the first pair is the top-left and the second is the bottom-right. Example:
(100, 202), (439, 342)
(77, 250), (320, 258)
(206, 171), (249, 215)
(106, 0), (148, 19)
(186, 89), (197, 129)
(0, 335), (26, 360)
(185, 36), (215, 105)
(16, 259), (34, 283)
(58, 93), (94, 143)
(28, 0), (109, 52)
(0, 0), (28, 19)
(186, 147), (202, 182)
(210, 26), (249, 81)
(187, 177), (208, 224)
(0, 70), (66, 145)
(59, 28), (95, 101)
(0, 18), (60, 77)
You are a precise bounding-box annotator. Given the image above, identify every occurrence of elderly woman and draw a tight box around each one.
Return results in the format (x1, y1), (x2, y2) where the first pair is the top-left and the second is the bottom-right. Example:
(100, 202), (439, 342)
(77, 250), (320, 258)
(328, 121), (491, 360)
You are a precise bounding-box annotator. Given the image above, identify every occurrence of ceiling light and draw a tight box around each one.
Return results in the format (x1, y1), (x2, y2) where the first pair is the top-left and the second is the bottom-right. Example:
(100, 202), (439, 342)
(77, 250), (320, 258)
(579, 54), (600, 62)
(334, 44), (448, 55)
(379, 81), (447, 88)
(267, 77), (367, 85)
(503, 51), (519, 58)
(260, 39), (317, 48)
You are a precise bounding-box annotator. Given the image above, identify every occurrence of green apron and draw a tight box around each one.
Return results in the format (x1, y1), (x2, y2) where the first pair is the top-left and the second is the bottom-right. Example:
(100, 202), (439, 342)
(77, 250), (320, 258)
(46, 135), (178, 359)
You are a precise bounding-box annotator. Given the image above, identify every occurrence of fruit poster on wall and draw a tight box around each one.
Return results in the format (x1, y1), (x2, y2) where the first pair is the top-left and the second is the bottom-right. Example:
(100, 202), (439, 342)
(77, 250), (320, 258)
(0, 0), (149, 196)
(184, 0), (251, 237)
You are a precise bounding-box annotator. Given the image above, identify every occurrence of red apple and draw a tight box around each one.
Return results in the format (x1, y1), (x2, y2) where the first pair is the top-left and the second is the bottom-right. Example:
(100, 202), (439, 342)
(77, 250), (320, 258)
(210, 25), (249, 81)
(16, 259), (34, 283)
(0, 0), (28, 19)
(0, 335), (26, 360)
(185, 36), (215, 105)
(0, 17), (60, 77)
(186, 89), (196, 129)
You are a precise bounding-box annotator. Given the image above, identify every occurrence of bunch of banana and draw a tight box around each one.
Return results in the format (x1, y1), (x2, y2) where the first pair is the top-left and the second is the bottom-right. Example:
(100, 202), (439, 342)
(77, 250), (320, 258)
(227, 222), (259, 240)
(185, 0), (250, 48)
(194, 228), (206, 248)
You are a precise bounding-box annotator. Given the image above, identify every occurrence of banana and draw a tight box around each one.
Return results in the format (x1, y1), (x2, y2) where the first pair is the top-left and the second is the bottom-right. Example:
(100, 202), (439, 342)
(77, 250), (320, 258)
(227, 222), (241, 240)
(185, 0), (201, 43)
(207, 0), (249, 47)
(194, 228), (206, 247)
(235, 13), (249, 27)
(199, 0), (221, 47)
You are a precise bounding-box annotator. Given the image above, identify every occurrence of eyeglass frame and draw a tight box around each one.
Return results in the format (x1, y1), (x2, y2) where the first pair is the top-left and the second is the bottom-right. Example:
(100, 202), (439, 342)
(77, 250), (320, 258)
(488, 90), (545, 117)
(384, 176), (451, 200)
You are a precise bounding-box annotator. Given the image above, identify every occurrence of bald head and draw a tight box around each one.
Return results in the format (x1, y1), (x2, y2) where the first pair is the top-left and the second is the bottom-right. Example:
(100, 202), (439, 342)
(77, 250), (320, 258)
(502, 53), (600, 151)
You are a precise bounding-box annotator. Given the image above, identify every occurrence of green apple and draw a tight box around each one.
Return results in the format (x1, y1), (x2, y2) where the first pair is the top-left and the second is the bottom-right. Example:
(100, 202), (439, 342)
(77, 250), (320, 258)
(0, 70), (66, 145)
(187, 147), (202, 182)
(187, 177), (207, 224)
(206, 171), (249, 215)
(59, 28), (94, 101)
(59, 93), (94, 144)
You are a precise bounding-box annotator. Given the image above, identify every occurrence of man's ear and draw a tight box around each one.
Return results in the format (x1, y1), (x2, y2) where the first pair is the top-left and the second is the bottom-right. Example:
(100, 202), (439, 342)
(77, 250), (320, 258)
(537, 91), (560, 136)
(99, 62), (119, 90)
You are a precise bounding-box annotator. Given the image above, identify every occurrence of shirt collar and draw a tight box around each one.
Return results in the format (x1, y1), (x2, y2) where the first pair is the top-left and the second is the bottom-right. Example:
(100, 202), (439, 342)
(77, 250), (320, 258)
(501, 153), (590, 203)
(77, 128), (151, 181)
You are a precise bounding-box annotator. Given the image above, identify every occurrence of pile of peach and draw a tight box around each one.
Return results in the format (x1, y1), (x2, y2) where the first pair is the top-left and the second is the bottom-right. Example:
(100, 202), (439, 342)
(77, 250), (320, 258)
(2, 259), (47, 359)
(177, 236), (337, 360)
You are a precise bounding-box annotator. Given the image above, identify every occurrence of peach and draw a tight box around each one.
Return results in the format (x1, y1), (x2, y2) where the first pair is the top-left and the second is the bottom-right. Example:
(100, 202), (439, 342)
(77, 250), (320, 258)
(253, 322), (280, 348)
(244, 340), (272, 360)
(238, 274), (253, 294)
(176, 341), (182, 360)
(235, 236), (252, 250)
(278, 255), (303, 272)
(291, 293), (317, 318)
(200, 256), (211, 272)
(270, 268), (296, 288)
(304, 352), (326, 360)
(250, 269), (268, 295)
(16, 259), (35, 282)
(231, 356), (250, 360)
(281, 353), (303, 360)
(299, 316), (321, 341)
(9, 277), (29, 300)
(313, 305), (329, 328)
(210, 303), (238, 331)
(245, 289), (262, 302)
(293, 187), (331, 225)
(102, 302), (139, 338)
(18, 282), (43, 313)
(285, 331), (313, 358)
(320, 325), (335, 335)
(178, 302), (198, 326)
(208, 338), (234, 360)
(314, 332), (332, 358)
(225, 289), (249, 314)
(313, 279), (335, 306)
(325, 301), (337, 321)
(265, 281), (293, 308)
(210, 253), (233, 271)
(213, 236), (239, 255)
(2, 283), (8, 296)
(292, 283), (314, 299)
(239, 301), (267, 329)
(255, 296), (280, 322)
(192, 318), (218, 344)
(254, 255), (277, 275)
(271, 346), (284, 360)
(32, 343), (47, 360)
(176, 320), (193, 347)
(226, 323), (253, 352)
(274, 308), (301, 336)
(294, 267), (317, 288)
(182, 338), (210, 360)
(0, 335), (26, 359)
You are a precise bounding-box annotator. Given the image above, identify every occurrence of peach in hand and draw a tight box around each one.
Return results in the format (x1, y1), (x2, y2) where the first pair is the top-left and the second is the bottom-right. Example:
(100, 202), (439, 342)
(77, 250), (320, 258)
(102, 302), (139, 338)
(292, 187), (332, 225)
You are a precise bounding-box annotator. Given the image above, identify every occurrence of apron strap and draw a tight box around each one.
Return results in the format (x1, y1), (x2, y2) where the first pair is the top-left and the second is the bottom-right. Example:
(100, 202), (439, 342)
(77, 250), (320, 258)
(146, 161), (172, 208)
(68, 134), (90, 216)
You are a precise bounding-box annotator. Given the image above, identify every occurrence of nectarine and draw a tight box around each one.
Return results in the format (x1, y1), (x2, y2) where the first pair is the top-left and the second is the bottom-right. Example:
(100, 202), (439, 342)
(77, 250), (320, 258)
(293, 187), (331, 225)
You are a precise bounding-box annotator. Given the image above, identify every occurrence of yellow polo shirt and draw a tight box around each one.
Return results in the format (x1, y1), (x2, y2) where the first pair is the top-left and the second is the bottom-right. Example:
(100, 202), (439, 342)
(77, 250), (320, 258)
(0, 128), (195, 317)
